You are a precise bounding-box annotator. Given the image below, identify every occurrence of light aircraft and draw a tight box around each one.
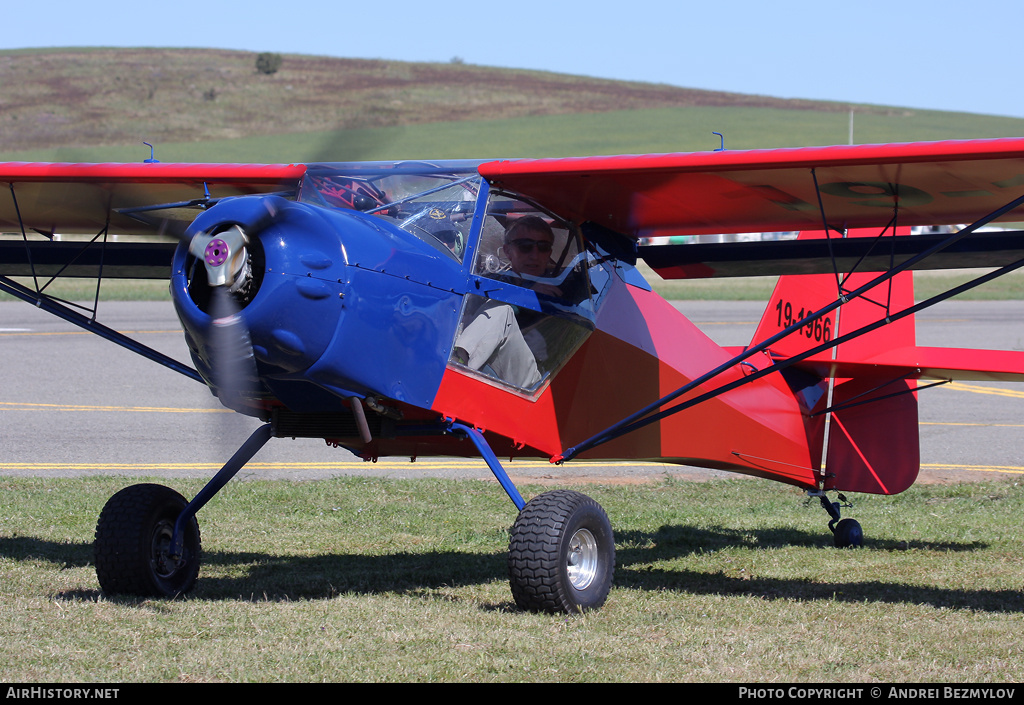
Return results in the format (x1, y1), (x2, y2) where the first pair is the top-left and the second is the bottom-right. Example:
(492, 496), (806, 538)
(3, 137), (1024, 613)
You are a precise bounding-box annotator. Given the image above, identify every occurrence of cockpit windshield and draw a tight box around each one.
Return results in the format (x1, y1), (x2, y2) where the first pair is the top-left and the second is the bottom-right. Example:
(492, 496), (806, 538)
(300, 161), (486, 261)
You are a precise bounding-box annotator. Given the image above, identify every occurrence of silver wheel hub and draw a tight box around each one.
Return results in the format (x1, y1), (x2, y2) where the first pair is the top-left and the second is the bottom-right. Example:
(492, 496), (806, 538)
(150, 520), (177, 578)
(566, 528), (599, 590)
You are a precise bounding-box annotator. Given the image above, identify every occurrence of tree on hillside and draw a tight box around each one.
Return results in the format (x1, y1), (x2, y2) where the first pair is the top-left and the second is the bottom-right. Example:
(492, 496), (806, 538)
(255, 53), (283, 75)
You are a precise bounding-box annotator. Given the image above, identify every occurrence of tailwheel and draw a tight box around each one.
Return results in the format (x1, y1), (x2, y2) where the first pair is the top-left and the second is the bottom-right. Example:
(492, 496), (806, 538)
(832, 517), (863, 549)
(816, 491), (863, 549)
(508, 490), (615, 613)
(94, 483), (201, 597)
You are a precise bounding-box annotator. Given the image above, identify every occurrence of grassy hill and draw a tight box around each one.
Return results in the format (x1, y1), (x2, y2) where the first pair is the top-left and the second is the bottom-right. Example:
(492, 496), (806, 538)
(3, 47), (1024, 163)
(4, 47), (1024, 301)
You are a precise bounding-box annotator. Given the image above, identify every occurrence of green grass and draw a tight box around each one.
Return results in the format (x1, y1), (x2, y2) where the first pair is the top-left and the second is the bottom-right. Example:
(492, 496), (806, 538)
(1, 475), (1022, 682)
(0, 277), (172, 303)
(4, 104), (1024, 164)
(5, 46), (1023, 164)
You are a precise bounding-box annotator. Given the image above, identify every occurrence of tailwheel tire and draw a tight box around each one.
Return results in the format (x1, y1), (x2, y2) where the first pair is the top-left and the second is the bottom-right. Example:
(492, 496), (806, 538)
(508, 489), (615, 613)
(94, 483), (201, 597)
(832, 518), (863, 548)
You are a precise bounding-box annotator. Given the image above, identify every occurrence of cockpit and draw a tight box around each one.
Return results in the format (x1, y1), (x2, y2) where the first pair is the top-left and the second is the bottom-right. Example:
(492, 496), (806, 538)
(300, 160), (629, 396)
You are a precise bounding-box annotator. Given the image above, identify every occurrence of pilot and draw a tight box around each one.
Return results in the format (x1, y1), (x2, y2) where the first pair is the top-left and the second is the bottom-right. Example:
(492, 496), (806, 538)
(450, 216), (562, 390)
(500, 215), (562, 296)
(500, 215), (590, 304)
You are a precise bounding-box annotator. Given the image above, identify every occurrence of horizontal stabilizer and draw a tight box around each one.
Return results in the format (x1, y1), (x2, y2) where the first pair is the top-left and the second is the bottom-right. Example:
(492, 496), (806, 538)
(797, 345), (1024, 384)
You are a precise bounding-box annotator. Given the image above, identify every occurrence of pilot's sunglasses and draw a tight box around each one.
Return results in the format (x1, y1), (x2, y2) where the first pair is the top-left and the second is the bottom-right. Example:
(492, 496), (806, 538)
(509, 239), (553, 254)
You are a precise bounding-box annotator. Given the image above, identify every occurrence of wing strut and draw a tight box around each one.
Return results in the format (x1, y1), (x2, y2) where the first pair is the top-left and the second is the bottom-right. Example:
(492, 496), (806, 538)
(0, 275), (203, 384)
(3, 180), (201, 383)
(555, 190), (1024, 463)
(810, 166), (911, 311)
(810, 167), (847, 297)
(7, 183), (42, 292)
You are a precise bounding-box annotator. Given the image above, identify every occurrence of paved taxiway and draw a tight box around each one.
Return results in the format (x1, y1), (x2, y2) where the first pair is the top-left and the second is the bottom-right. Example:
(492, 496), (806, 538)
(1, 298), (1022, 484)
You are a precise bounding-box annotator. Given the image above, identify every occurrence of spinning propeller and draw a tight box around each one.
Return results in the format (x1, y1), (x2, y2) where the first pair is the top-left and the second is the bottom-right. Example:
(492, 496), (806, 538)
(182, 204), (276, 413)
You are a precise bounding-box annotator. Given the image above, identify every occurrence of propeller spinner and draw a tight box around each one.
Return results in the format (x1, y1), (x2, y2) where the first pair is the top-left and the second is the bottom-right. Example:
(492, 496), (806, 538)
(188, 224), (252, 295)
(185, 223), (260, 412)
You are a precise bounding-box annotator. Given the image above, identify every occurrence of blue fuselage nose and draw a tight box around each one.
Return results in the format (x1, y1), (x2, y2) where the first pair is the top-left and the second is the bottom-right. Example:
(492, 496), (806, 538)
(171, 196), (465, 414)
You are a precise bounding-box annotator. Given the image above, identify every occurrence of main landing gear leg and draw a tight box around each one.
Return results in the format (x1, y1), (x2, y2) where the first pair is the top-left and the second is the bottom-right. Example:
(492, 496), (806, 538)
(94, 423), (273, 597)
(810, 490), (863, 549)
(447, 421), (615, 613)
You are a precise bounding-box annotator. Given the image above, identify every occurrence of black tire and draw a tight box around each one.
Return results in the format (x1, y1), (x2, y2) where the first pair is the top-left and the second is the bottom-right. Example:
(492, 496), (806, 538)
(508, 490), (615, 613)
(832, 518), (863, 548)
(94, 483), (201, 597)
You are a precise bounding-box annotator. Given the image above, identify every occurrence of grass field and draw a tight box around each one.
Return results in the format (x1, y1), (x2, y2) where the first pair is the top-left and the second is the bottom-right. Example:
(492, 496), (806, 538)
(1, 475), (1022, 682)
(5, 104), (1024, 164)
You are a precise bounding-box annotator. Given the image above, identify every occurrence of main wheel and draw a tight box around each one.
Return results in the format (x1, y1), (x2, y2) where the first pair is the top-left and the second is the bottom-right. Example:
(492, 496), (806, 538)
(832, 518), (863, 548)
(94, 483), (201, 597)
(508, 490), (615, 613)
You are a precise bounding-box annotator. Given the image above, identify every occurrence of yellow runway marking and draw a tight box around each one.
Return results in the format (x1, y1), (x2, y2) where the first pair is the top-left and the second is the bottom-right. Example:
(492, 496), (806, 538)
(4, 380), (1021, 476)
(0, 459), (1020, 476)
(0, 461), (490, 472)
(943, 381), (1024, 399)
(921, 421), (1024, 428)
(922, 463), (1024, 476)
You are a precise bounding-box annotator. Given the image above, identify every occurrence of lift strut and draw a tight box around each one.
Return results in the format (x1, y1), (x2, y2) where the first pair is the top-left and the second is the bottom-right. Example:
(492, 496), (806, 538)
(557, 190), (1024, 463)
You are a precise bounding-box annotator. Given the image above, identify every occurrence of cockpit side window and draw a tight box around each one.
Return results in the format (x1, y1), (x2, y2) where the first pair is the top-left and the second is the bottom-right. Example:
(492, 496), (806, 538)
(473, 193), (581, 289)
(449, 191), (596, 395)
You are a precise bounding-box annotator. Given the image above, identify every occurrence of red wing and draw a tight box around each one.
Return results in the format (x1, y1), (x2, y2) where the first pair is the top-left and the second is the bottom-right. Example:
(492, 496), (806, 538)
(479, 138), (1024, 237)
(0, 162), (307, 236)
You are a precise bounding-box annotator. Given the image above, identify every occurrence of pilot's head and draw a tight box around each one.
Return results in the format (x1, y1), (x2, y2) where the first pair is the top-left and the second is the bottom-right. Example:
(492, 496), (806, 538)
(503, 216), (554, 277)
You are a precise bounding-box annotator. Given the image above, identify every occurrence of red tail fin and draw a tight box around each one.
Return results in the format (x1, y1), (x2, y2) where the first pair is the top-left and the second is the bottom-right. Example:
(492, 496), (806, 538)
(752, 229), (920, 495)
(752, 229), (916, 358)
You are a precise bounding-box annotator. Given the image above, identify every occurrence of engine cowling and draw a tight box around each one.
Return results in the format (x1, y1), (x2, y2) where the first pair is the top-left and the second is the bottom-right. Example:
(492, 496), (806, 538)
(170, 195), (464, 416)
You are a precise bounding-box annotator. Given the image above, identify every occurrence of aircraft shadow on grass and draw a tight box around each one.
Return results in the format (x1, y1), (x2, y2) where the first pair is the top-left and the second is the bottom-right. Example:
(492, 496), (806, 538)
(1, 524), (1017, 613)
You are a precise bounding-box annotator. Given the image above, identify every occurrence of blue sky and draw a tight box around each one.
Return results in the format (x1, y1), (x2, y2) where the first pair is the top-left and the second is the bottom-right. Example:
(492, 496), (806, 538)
(7, 0), (1024, 119)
